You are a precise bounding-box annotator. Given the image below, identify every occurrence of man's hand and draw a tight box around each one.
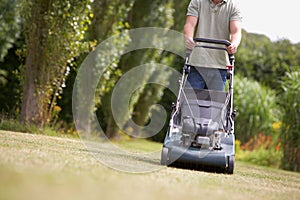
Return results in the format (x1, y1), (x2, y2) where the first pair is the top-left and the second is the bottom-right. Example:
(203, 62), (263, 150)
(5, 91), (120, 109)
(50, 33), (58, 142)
(226, 43), (238, 54)
(185, 37), (196, 50)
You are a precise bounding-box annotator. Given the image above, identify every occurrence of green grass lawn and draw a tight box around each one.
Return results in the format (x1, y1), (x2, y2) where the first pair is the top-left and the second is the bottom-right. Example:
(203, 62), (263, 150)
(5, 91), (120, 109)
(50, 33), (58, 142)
(0, 130), (299, 200)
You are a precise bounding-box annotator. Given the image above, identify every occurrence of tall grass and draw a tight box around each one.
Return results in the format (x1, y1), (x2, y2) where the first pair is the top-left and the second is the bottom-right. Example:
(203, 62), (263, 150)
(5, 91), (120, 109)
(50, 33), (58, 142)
(0, 118), (78, 138)
(279, 71), (300, 171)
(234, 75), (279, 143)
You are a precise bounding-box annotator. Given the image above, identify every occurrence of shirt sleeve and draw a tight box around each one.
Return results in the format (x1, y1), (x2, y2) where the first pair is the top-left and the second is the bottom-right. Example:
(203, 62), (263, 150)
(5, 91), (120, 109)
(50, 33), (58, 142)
(187, 0), (199, 17)
(230, 1), (242, 21)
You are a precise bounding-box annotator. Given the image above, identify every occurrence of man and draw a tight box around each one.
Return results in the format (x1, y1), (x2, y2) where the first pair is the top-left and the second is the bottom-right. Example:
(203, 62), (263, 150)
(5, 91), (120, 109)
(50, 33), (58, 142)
(184, 0), (242, 90)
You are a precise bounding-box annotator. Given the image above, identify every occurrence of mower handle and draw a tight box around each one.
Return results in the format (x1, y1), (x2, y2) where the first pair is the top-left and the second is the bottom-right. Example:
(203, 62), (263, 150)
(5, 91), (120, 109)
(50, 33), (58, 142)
(193, 38), (231, 47)
(193, 38), (235, 64)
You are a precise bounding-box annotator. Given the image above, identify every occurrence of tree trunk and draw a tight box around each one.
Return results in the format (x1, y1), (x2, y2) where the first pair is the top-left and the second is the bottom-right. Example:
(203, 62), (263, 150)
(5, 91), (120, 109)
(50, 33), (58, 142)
(105, 115), (120, 139)
(20, 50), (40, 124)
(20, 0), (50, 125)
(297, 146), (300, 172)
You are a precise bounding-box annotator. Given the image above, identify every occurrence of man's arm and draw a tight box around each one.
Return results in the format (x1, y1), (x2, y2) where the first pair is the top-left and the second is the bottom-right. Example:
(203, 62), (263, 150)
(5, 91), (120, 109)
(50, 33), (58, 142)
(184, 15), (198, 50)
(227, 20), (242, 54)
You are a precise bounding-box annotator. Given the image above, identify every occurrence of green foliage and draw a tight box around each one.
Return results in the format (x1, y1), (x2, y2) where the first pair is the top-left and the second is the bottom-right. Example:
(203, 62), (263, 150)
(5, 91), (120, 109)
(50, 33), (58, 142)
(120, 0), (175, 132)
(235, 132), (283, 169)
(0, 0), (21, 90)
(89, 0), (176, 137)
(236, 31), (300, 90)
(88, 0), (134, 42)
(88, 0), (135, 98)
(0, 69), (7, 85)
(234, 74), (279, 143)
(171, 1), (190, 31)
(0, 43), (23, 116)
(279, 71), (300, 171)
(0, 0), (21, 61)
(22, 0), (94, 89)
(83, 0), (135, 137)
(237, 148), (283, 169)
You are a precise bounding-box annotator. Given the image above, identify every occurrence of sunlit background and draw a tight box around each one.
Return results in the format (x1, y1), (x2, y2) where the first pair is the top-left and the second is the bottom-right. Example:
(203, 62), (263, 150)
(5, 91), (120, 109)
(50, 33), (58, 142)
(239, 0), (300, 43)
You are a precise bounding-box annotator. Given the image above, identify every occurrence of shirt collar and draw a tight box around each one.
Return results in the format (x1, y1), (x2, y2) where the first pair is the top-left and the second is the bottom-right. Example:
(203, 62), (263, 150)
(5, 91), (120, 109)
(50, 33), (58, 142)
(210, 0), (227, 3)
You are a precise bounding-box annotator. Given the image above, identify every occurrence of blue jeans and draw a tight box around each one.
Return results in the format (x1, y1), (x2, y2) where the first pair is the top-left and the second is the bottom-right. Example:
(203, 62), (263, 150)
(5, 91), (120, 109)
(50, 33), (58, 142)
(186, 66), (227, 91)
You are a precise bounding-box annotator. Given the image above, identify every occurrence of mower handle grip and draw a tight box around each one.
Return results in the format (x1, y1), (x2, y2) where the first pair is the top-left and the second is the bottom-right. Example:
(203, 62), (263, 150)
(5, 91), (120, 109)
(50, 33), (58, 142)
(193, 38), (231, 46)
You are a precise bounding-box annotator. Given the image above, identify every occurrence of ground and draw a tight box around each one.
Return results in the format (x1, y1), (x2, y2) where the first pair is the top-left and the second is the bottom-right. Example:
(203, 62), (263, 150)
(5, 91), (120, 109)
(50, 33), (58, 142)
(0, 130), (299, 200)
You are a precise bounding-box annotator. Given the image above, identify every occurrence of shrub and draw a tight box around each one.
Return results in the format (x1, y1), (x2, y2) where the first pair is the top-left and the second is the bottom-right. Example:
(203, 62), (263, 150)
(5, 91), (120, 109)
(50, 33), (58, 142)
(237, 148), (283, 168)
(235, 132), (283, 168)
(279, 71), (300, 171)
(234, 75), (279, 143)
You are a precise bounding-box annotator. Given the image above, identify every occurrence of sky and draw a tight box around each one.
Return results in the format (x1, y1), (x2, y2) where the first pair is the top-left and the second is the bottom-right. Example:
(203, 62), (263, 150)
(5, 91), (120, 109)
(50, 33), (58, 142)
(238, 0), (300, 44)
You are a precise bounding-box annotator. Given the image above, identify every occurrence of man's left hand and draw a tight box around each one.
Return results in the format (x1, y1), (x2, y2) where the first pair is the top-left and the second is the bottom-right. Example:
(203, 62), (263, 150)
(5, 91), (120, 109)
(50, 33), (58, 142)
(227, 43), (238, 54)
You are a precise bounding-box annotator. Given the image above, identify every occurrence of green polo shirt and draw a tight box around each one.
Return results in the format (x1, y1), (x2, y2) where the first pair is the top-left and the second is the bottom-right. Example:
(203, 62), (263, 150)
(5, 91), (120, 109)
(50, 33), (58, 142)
(187, 0), (242, 69)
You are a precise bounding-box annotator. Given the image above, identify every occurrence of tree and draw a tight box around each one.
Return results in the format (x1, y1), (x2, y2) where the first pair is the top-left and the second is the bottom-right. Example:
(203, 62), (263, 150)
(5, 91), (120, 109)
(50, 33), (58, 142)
(84, 0), (176, 138)
(119, 0), (175, 137)
(20, 0), (93, 125)
(83, 0), (135, 138)
(236, 31), (300, 91)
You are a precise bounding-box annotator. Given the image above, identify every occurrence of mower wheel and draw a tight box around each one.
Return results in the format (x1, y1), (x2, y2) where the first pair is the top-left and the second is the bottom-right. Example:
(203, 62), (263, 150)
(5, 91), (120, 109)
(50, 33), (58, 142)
(226, 156), (234, 174)
(160, 147), (169, 166)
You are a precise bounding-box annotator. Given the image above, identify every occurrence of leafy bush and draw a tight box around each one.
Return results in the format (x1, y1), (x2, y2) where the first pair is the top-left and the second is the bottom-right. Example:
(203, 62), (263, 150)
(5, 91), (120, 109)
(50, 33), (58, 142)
(235, 133), (283, 168)
(237, 148), (283, 168)
(234, 75), (279, 143)
(279, 71), (300, 171)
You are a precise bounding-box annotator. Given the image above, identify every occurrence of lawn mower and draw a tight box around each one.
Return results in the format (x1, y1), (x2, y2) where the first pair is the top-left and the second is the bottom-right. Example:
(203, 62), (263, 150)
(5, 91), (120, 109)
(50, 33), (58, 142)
(161, 38), (236, 174)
